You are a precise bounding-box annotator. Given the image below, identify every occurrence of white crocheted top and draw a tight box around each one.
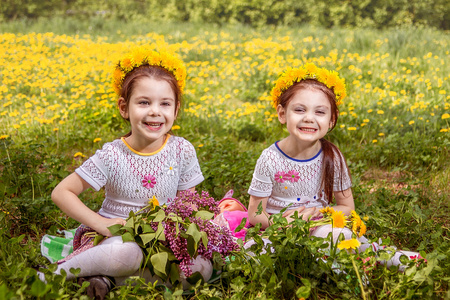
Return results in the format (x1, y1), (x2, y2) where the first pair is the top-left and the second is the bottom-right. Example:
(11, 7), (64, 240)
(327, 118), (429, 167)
(248, 142), (351, 214)
(75, 135), (204, 219)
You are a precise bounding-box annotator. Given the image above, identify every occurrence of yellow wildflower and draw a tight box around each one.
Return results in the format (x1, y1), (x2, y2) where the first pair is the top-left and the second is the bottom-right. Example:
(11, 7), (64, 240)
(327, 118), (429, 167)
(319, 206), (335, 217)
(331, 210), (346, 228)
(150, 196), (159, 207)
(337, 238), (361, 250)
(74, 152), (85, 158)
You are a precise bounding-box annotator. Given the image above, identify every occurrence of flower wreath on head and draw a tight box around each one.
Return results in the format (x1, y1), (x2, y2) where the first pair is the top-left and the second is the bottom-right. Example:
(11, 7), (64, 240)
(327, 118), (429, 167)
(112, 47), (187, 95)
(270, 63), (347, 108)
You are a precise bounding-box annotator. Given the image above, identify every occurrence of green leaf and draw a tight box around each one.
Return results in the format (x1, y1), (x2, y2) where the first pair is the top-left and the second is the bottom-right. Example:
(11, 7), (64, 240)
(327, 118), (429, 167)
(201, 231), (208, 248)
(142, 223), (154, 233)
(169, 262), (180, 283)
(122, 232), (135, 242)
(195, 210), (214, 220)
(153, 209), (166, 223)
(186, 271), (204, 285)
(151, 252), (168, 276)
(107, 224), (123, 236)
(140, 232), (156, 245)
(30, 278), (49, 296)
(125, 216), (135, 228)
(186, 223), (201, 244)
(156, 223), (166, 241)
(187, 235), (197, 257)
(93, 234), (105, 246)
(235, 217), (248, 232)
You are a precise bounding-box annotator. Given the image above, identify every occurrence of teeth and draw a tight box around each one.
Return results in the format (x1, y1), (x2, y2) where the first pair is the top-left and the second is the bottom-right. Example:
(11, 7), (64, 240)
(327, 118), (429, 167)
(146, 123), (161, 127)
(300, 128), (316, 132)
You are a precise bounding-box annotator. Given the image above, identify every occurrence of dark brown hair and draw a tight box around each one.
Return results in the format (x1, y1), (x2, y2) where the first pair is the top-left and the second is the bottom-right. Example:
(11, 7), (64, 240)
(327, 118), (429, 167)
(278, 79), (350, 203)
(118, 65), (182, 137)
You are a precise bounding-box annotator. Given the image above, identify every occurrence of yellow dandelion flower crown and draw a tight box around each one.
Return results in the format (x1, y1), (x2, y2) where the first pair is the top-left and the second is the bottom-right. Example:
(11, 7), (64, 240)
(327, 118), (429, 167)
(271, 63), (347, 108)
(112, 48), (187, 95)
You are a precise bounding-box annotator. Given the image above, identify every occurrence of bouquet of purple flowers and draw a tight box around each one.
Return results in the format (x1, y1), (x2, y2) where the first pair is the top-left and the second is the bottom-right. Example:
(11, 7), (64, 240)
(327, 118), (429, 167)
(108, 190), (240, 285)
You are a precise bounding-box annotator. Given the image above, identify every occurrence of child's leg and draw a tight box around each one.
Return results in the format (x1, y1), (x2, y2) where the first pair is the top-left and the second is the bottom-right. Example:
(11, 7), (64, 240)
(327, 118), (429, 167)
(311, 225), (421, 270)
(53, 236), (143, 280)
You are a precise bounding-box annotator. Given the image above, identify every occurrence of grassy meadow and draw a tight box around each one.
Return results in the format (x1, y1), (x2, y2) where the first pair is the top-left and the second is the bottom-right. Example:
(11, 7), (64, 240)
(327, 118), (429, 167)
(0, 18), (449, 299)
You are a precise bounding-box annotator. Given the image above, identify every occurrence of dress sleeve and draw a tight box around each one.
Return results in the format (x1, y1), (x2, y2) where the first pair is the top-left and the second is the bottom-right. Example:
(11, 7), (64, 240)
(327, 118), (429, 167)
(248, 150), (273, 197)
(75, 149), (108, 191)
(177, 139), (204, 190)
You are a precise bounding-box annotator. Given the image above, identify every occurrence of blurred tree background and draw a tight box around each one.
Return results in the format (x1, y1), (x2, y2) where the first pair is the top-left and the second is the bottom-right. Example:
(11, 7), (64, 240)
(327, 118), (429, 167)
(1, 0), (449, 29)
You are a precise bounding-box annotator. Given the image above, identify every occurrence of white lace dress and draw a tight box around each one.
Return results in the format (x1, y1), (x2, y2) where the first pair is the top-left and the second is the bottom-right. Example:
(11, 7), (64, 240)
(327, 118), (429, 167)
(248, 142), (351, 214)
(75, 135), (204, 219)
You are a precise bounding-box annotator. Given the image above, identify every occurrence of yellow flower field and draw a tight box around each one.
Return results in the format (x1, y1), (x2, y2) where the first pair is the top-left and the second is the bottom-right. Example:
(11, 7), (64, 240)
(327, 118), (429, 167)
(0, 28), (449, 190)
(1, 30), (448, 140)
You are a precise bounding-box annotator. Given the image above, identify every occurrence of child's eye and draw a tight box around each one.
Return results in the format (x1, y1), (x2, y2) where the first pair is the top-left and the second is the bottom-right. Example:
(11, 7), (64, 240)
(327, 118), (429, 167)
(161, 101), (171, 106)
(139, 101), (149, 105)
(316, 111), (325, 114)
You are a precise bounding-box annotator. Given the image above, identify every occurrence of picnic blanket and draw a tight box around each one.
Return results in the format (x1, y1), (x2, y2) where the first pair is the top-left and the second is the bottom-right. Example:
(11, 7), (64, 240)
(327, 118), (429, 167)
(40, 229), (76, 263)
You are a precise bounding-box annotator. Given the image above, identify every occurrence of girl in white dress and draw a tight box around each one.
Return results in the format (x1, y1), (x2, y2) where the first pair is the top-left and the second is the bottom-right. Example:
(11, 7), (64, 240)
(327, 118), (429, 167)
(246, 64), (421, 267)
(39, 48), (204, 298)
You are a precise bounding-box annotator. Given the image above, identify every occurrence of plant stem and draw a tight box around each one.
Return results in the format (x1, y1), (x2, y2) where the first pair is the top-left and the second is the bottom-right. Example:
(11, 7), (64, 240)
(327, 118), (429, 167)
(351, 256), (366, 300)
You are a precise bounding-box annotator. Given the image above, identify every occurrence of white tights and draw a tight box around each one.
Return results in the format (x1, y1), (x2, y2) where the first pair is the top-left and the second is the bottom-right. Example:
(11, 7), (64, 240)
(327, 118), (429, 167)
(54, 236), (143, 280)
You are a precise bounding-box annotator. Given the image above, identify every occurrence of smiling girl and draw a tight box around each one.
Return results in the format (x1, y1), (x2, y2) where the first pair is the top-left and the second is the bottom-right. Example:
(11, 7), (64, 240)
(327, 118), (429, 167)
(248, 65), (352, 228)
(245, 64), (422, 270)
(40, 48), (204, 298)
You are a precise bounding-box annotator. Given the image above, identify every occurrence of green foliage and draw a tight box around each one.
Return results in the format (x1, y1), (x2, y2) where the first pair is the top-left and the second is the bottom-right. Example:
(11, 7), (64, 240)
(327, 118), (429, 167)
(1, 0), (449, 29)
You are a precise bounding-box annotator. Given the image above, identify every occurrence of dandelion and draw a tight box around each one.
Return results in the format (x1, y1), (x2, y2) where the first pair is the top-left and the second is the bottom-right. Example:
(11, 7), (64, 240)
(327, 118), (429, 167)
(319, 206), (335, 217)
(377, 110), (384, 115)
(171, 125), (180, 130)
(409, 120), (415, 125)
(149, 195), (159, 207)
(337, 238), (361, 250)
(373, 139), (378, 143)
(331, 210), (346, 228)
(198, 144), (204, 148)
(74, 152), (85, 158)
(0, 135), (9, 140)
(93, 138), (102, 143)
(378, 133), (385, 137)
(348, 127), (357, 131)
(442, 113), (450, 120)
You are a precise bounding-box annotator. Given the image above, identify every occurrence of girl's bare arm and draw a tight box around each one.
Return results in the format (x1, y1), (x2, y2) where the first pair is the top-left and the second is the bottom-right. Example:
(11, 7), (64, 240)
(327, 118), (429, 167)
(51, 172), (125, 236)
(248, 195), (271, 229)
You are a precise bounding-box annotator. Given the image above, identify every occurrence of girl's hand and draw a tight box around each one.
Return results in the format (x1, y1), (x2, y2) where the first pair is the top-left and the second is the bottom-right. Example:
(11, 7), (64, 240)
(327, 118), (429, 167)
(94, 217), (127, 237)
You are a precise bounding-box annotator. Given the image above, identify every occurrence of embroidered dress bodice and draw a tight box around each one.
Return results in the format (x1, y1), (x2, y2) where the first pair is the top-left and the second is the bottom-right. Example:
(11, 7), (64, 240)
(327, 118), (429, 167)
(248, 142), (351, 214)
(75, 135), (204, 219)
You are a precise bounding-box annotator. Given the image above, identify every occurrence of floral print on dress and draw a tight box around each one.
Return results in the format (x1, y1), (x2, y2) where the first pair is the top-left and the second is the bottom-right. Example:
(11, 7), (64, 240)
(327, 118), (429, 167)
(275, 171), (287, 183)
(163, 161), (178, 176)
(286, 170), (300, 183)
(142, 174), (156, 189)
(275, 170), (299, 183)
